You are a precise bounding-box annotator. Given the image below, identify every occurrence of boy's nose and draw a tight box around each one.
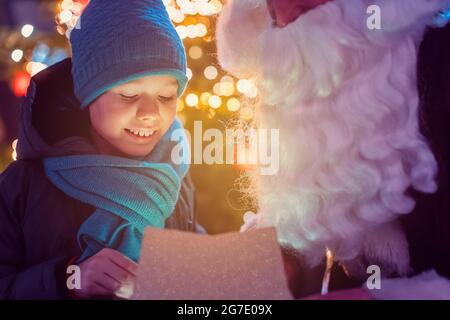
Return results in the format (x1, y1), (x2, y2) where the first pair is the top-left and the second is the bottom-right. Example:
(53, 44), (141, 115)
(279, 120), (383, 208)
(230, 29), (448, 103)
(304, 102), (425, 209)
(136, 100), (161, 125)
(266, 0), (334, 27)
(137, 113), (160, 125)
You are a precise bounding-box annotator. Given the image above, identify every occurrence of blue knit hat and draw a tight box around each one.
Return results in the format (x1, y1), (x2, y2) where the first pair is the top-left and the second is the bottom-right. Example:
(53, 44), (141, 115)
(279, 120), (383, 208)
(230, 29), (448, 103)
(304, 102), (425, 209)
(70, 0), (188, 109)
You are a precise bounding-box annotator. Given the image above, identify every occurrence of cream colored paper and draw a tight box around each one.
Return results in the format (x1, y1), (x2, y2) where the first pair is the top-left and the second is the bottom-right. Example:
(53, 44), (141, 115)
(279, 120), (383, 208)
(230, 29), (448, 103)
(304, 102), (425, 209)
(132, 227), (293, 300)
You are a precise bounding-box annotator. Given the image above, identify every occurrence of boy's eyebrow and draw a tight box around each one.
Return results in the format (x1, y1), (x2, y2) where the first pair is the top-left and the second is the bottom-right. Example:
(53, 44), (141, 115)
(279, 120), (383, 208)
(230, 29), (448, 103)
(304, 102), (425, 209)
(166, 79), (179, 86)
(163, 80), (179, 87)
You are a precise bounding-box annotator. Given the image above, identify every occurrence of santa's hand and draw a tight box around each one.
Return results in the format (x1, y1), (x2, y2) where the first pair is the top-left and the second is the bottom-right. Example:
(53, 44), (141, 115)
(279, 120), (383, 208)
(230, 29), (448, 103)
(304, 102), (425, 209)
(240, 211), (260, 232)
(73, 248), (138, 299)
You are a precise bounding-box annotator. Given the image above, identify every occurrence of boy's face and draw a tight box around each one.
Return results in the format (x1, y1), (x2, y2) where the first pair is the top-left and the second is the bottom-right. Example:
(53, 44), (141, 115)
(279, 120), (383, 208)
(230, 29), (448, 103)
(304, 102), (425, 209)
(88, 75), (179, 158)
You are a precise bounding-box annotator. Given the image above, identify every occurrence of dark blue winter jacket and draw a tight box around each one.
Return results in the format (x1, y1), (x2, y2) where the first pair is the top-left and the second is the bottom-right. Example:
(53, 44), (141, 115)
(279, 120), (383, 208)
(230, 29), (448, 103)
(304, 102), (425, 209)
(0, 59), (196, 299)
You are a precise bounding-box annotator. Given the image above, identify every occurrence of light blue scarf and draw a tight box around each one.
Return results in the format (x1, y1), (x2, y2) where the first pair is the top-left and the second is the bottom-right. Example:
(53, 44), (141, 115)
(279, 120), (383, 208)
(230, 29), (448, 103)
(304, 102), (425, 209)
(43, 119), (189, 262)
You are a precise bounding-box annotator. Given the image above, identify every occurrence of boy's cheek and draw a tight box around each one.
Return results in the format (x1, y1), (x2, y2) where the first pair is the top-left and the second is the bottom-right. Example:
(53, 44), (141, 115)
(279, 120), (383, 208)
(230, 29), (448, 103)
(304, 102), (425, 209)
(159, 104), (178, 134)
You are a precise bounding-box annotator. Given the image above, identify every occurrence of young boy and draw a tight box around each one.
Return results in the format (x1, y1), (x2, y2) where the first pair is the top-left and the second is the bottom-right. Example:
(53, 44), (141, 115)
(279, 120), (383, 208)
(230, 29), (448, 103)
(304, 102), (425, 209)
(0, 0), (196, 299)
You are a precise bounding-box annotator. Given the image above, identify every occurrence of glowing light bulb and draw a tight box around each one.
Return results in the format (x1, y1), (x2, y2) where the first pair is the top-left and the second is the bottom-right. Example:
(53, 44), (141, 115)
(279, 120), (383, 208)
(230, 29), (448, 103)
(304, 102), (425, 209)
(60, 10), (73, 24)
(188, 46), (203, 59)
(204, 66), (218, 80)
(196, 23), (207, 37)
(220, 82), (235, 96)
(11, 49), (24, 62)
(60, 0), (74, 11)
(187, 25), (198, 38)
(200, 92), (212, 105)
(237, 79), (252, 94)
(208, 95), (222, 109)
(21, 24), (34, 38)
(185, 93), (199, 107)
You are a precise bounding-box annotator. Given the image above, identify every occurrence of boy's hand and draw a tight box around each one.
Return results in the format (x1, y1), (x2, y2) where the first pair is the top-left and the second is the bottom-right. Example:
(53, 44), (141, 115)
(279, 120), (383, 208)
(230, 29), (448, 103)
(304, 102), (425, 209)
(74, 248), (138, 299)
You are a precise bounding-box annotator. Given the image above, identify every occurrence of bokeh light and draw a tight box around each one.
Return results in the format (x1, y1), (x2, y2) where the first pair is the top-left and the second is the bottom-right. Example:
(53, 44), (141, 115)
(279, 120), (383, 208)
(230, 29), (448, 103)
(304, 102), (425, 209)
(208, 95), (222, 109)
(188, 45), (203, 59)
(185, 93), (199, 107)
(204, 66), (218, 80)
(11, 49), (23, 62)
(21, 24), (34, 38)
(227, 98), (240, 112)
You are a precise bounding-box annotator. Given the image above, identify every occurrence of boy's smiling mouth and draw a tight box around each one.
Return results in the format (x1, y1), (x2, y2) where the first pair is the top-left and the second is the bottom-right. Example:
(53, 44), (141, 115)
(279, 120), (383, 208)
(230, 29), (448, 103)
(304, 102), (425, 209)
(124, 128), (158, 139)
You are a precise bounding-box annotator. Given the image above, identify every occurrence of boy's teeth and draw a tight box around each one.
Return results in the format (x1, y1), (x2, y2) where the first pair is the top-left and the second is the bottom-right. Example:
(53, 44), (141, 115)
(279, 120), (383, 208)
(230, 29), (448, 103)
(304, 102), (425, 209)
(128, 129), (155, 137)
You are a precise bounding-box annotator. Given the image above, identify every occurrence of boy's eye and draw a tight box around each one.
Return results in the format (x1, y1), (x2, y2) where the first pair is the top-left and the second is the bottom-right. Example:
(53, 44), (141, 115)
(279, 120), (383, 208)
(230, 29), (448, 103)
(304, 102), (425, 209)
(120, 94), (138, 100)
(159, 95), (176, 103)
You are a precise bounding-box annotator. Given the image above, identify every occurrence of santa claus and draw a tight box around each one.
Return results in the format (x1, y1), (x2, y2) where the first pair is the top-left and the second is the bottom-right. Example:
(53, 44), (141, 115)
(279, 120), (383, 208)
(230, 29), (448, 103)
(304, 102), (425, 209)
(216, 0), (450, 298)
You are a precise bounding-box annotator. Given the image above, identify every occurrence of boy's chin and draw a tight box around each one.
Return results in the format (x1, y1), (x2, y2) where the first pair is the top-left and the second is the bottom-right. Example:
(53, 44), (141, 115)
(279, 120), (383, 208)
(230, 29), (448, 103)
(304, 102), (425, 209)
(117, 144), (157, 158)
(107, 138), (158, 158)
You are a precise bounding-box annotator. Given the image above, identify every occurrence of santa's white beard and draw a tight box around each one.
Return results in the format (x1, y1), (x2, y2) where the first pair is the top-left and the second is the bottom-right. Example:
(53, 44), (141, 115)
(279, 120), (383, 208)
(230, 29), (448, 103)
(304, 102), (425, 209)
(217, 0), (448, 275)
